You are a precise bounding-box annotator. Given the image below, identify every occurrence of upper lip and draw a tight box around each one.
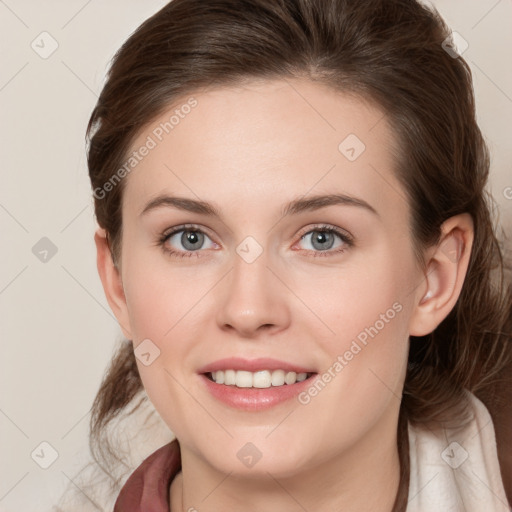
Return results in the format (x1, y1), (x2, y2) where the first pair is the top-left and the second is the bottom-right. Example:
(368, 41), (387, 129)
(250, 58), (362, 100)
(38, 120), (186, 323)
(197, 357), (316, 374)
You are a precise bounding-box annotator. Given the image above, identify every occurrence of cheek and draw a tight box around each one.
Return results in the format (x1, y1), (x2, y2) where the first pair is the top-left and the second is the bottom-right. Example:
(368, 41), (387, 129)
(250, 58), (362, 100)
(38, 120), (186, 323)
(121, 247), (210, 341)
(291, 250), (413, 406)
(120, 249), (218, 431)
(294, 252), (411, 350)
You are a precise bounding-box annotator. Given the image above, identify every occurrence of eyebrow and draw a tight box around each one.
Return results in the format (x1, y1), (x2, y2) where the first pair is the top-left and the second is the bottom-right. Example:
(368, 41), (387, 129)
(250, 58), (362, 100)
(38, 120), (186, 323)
(282, 193), (378, 217)
(141, 195), (220, 217)
(140, 193), (378, 218)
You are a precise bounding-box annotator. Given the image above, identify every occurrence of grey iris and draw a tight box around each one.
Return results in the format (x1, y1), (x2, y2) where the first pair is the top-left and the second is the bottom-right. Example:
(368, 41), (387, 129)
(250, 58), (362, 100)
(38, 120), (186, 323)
(311, 231), (335, 250)
(182, 230), (204, 250)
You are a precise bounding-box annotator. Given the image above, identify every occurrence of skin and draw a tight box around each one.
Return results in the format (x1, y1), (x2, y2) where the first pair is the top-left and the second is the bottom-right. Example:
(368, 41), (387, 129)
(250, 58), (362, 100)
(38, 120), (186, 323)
(95, 78), (474, 511)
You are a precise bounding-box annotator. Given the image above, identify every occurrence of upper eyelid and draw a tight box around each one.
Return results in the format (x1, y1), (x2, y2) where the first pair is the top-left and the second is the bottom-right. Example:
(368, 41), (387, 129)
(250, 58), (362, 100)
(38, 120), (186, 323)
(162, 224), (215, 239)
(297, 224), (352, 241)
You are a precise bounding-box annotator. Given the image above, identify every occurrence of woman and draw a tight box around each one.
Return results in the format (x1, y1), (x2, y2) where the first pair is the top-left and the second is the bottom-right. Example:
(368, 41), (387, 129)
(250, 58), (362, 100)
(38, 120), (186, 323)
(56, 0), (511, 510)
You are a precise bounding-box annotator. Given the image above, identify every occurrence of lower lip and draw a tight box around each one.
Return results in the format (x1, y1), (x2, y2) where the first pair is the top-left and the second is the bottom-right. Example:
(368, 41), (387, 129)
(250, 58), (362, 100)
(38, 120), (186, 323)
(199, 374), (317, 411)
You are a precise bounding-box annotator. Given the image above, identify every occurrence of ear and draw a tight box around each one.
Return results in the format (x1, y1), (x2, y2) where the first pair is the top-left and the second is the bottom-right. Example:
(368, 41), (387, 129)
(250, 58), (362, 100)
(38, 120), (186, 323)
(409, 213), (474, 336)
(94, 228), (132, 339)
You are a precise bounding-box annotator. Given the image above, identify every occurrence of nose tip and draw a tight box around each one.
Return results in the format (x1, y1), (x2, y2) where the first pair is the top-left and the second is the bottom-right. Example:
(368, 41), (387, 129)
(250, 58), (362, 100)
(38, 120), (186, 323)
(223, 310), (277, 336)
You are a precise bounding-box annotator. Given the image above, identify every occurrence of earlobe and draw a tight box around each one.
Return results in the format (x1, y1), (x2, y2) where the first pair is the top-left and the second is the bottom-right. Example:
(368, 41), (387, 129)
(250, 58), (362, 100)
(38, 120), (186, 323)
(409, 213), (474, 337)
(94, 228), (132, 339)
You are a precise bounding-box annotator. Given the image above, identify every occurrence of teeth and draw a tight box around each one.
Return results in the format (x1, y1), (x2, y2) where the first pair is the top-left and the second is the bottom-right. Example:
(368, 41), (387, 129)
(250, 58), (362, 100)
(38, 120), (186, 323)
(224, 369), (236, 385)
(210, 369), (311, 388)
(271, 370), (285, 386)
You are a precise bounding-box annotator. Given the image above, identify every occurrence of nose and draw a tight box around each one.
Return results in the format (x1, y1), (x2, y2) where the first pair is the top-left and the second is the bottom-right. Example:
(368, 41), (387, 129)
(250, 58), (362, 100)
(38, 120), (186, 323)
(216, 250), (291, 338)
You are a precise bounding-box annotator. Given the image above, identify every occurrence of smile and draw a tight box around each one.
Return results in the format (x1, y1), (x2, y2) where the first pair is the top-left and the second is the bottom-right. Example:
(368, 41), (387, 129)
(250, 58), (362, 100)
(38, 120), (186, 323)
(208, 369), (312, 388)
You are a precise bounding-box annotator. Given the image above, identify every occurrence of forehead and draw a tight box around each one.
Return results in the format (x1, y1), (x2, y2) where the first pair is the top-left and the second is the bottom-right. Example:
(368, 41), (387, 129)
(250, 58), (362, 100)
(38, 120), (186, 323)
(122, 78), (405, 219)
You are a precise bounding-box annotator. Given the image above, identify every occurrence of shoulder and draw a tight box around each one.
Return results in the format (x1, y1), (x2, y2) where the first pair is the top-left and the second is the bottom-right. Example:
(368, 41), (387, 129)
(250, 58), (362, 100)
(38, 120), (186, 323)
(476, 377), (512, 507)
(407, 390), (511, 512)
(52, 390), (173, 511)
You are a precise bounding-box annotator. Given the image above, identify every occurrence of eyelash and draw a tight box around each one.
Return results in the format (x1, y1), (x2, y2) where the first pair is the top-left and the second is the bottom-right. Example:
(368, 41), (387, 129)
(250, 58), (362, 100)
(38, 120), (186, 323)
(158, 223), (354, 259)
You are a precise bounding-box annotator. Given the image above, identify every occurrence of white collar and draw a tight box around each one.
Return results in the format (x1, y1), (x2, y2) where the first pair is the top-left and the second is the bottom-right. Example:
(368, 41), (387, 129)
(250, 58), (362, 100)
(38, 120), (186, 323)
(407, 391), (509, 511)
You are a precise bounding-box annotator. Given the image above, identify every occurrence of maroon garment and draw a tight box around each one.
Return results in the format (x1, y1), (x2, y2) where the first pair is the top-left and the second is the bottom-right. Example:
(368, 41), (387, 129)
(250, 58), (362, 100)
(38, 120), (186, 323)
(114, 439), (181, 511)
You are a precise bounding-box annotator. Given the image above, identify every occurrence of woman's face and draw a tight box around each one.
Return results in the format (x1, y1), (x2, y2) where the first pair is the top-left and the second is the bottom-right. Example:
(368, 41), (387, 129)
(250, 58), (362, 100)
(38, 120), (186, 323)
(115, 78), (426, 477)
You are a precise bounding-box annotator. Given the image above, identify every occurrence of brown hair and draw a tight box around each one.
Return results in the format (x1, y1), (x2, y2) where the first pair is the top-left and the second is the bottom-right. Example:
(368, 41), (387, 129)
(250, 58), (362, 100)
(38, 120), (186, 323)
(86, 0), (511, 508)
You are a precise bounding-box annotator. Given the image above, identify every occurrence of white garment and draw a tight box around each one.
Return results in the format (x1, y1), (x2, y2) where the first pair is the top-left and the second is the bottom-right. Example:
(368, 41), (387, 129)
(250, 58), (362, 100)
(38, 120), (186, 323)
(53, 390), (509, 511)
(52, 394), (173, 512)
(407, 392), (510, 511)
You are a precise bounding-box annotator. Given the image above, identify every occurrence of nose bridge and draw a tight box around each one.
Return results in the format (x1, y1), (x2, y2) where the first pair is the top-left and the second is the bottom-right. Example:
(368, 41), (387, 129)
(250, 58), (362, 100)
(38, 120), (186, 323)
(216, 244), (290, 336)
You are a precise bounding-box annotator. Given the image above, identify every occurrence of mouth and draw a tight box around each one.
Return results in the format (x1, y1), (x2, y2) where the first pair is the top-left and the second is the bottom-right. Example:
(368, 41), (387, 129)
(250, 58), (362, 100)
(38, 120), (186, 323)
(197, 358), (318, 411)
(205, 369), (316, 388)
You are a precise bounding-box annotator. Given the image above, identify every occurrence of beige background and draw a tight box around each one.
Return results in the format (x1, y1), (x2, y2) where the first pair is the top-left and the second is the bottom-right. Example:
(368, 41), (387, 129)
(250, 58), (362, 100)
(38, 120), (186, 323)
(0, 0), (511, 510)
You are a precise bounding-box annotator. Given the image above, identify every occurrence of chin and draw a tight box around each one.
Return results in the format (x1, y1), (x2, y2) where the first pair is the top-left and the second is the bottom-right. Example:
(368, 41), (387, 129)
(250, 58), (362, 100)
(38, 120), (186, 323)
(194, 434), (317, 479)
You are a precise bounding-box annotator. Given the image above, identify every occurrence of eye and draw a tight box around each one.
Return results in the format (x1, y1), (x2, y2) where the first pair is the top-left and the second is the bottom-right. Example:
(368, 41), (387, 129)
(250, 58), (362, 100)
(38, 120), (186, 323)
(160, 226), (217, 257)
(295, 226), (353, 255)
